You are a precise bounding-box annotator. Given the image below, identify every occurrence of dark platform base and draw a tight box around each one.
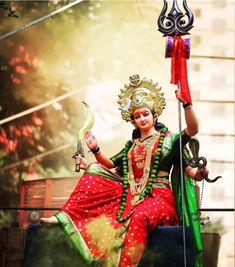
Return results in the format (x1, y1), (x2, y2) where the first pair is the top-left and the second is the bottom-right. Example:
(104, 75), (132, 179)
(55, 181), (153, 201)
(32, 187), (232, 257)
(22, 224), (196, 267)
(21, 223), (87, 267)
(139, 226), (196, 267)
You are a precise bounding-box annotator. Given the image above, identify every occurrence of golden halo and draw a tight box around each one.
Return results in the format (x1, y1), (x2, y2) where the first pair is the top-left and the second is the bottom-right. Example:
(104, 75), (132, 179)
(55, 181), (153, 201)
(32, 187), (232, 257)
(118, 74), (166, 123)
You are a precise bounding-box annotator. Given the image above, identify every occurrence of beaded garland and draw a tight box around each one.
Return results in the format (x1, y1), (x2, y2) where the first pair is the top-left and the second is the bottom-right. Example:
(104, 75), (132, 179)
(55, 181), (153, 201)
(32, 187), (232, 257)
(116, 127), (168, 223)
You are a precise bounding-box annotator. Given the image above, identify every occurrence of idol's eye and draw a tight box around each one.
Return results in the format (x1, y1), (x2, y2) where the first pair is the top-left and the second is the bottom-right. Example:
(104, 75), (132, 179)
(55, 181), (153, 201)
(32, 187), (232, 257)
(143, 112), (150, 117)
(134, 115), (140, 120)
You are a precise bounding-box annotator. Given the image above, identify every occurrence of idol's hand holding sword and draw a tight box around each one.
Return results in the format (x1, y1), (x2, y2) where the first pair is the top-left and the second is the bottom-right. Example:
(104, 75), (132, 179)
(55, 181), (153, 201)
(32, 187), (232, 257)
(72, 102), (95, 172)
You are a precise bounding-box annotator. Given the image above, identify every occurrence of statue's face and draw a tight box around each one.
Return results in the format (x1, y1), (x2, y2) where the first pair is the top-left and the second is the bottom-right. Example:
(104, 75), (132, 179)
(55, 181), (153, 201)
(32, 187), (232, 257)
(133, 107), (154, 133)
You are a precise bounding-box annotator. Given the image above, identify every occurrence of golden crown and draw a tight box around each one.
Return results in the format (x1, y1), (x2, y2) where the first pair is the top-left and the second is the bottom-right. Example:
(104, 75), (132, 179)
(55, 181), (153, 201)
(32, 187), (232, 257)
(118, 74), (166, 123)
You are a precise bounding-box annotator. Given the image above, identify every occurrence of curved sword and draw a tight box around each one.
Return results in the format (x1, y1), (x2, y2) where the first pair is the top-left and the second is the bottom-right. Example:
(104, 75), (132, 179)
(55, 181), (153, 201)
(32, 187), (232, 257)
(72, 101), (95, 172)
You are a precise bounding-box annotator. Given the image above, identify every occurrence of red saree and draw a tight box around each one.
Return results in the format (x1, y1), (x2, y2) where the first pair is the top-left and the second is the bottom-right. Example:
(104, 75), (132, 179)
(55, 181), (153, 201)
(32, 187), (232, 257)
(55, 130), (199, 267)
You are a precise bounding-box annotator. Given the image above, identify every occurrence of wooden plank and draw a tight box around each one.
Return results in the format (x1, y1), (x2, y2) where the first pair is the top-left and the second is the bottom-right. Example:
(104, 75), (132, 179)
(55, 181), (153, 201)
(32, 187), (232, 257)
(19, 177), (79, 229)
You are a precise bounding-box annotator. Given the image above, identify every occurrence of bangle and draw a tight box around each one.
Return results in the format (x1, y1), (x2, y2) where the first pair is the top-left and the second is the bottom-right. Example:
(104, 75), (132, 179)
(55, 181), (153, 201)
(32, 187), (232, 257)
(91, 146), (100, 154)
(183, 102), (191, 109)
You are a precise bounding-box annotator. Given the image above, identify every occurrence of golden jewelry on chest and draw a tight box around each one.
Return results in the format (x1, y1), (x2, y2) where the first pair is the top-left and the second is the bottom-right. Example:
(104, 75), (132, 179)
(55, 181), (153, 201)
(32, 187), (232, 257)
(116, 127), (167, 223)
(133, 133), (158, 169)
(128, 131), (160, 205)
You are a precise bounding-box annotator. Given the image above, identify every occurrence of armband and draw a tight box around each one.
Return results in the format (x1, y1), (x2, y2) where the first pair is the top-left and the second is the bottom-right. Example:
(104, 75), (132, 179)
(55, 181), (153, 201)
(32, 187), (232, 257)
(182, 102), (191, 110)
(91, 146), (100, 154)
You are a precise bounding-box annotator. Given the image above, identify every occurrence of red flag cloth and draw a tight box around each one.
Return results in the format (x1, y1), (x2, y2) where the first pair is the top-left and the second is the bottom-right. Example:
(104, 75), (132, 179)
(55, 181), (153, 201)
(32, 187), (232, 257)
(170, 36), (192, 105)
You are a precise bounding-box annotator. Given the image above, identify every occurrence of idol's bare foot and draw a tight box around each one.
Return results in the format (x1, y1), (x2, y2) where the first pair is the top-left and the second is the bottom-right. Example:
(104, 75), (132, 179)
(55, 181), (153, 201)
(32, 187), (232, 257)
(40, 216), (59, 224)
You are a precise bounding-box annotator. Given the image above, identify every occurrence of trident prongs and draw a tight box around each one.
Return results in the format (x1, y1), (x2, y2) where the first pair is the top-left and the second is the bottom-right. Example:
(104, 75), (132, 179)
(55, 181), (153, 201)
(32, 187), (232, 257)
(157, 0), (194, 37)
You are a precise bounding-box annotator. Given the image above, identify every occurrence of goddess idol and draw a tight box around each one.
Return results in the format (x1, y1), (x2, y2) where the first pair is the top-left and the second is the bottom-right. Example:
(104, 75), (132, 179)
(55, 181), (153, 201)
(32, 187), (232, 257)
(41, 74), (208, 267)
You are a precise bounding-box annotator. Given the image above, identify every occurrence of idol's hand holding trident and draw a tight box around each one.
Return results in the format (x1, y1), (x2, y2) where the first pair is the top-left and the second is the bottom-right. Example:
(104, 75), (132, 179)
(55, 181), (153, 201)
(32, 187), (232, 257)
(157, 0), (221, 183)
(157, 2), (199, 267)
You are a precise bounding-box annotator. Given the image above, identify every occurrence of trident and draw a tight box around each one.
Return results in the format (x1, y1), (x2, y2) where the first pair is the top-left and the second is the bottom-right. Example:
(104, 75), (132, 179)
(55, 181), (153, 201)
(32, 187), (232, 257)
(157, 1), (221, 267)
(157, 1), (196, 267)
(157, 0), (222, 182)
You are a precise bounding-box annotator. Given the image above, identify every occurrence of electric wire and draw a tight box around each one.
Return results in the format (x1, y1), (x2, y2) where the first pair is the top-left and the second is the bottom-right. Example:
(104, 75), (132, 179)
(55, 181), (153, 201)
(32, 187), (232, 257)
(0, 90), (78, 125)
(0, 142), (74, 173)
(0, 0), (84, 41)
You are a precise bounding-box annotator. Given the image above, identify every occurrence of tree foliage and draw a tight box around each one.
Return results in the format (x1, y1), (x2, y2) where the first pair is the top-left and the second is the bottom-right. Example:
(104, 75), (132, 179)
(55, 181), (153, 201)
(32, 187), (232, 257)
(0, 0), (99, 211)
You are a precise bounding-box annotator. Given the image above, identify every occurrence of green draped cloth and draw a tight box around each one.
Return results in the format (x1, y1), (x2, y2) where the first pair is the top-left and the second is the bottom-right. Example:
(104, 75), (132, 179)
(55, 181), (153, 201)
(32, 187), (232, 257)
(164, 133), (203, 267)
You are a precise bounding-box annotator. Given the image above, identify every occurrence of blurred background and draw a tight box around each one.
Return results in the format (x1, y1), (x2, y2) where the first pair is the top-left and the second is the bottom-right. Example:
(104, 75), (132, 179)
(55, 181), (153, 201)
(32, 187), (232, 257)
(0, 1), (234, 266)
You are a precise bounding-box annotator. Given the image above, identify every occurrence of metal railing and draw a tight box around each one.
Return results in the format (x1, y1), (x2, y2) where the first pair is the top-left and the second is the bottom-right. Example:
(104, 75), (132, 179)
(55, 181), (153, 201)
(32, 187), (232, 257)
(0, 207), (234, 212)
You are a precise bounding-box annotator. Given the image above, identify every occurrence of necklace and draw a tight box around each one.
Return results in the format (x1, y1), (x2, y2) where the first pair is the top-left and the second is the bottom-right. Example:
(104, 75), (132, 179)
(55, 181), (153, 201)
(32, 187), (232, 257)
(132, 132), (159, 169)
(129, 132), (160, 205)
(116, 127), (168, 223)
